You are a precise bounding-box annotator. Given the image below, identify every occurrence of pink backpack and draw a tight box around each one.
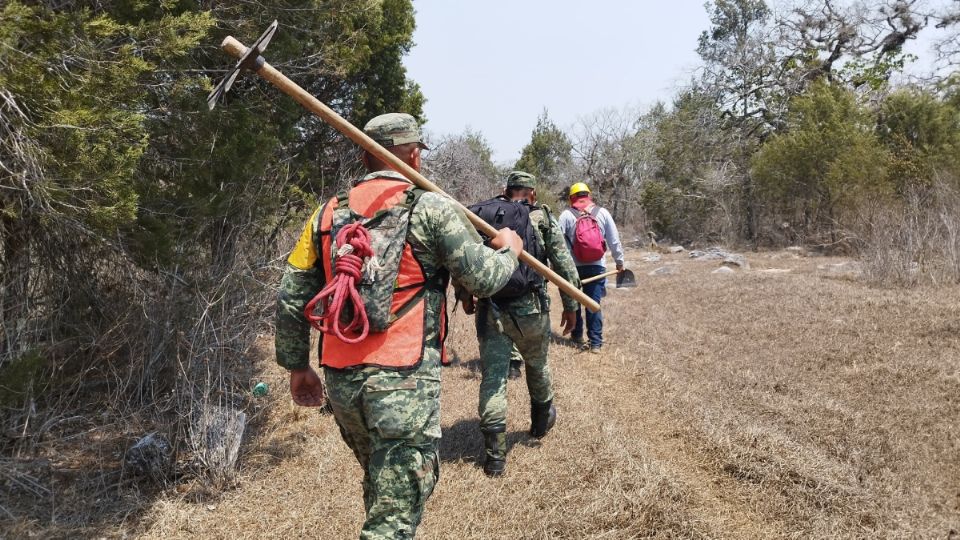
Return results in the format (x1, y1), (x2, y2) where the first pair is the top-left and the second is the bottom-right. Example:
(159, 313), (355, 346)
(568, 205), (607, 261)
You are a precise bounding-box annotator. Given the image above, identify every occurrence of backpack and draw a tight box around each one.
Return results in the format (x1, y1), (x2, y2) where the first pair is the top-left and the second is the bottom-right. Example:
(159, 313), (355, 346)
(326, 184), (427, 333)
(467, 196), (545, 300)
(566, 205), (607, 261)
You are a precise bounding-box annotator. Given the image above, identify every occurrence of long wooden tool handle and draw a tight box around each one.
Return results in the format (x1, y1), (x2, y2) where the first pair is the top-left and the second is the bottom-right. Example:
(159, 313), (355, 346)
(221, 37), (600, 313)
(581, 270), (619, 285)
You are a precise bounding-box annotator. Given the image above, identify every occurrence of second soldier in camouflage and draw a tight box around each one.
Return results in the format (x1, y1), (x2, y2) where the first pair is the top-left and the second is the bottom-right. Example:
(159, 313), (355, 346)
(462, 170), (581, 477)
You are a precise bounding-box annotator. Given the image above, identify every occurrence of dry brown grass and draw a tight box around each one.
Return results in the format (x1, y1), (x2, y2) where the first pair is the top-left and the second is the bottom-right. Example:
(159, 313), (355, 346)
(4, 248), (960, 539)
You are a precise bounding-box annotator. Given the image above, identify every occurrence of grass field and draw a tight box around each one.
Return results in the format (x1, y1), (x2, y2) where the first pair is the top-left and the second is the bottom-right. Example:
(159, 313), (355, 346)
(4, 248), (959, 538)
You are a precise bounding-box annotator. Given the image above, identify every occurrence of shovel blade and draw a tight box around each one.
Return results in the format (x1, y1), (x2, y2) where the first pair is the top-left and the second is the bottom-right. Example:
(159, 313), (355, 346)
(616, 269), (637, 288)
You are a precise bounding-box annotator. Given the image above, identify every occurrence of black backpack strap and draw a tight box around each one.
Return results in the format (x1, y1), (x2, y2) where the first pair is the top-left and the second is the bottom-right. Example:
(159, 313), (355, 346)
(313, 197), (335, 245)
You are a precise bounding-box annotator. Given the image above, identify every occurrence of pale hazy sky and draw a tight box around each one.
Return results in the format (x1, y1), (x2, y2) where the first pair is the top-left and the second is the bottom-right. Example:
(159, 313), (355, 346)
(405, 1), (951, 165)
(406, 0), (710, 163)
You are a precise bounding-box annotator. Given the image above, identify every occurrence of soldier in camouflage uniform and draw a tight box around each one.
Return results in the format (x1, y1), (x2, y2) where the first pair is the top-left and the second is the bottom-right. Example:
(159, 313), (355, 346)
(275, 113), (522, 539)
(460, 171), (581, 477)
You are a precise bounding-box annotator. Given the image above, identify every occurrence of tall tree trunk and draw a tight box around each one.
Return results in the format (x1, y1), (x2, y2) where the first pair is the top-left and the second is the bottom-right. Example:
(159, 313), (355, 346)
(1, 217), (31, 362)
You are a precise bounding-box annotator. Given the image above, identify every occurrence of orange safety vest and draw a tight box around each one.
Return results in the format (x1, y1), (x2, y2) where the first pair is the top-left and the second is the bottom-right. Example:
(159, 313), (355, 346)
(317, 178), (448, 370)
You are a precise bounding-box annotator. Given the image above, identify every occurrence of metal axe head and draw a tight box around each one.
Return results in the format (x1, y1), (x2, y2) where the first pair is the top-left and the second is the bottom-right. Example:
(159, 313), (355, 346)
(206, 20), (279, 110)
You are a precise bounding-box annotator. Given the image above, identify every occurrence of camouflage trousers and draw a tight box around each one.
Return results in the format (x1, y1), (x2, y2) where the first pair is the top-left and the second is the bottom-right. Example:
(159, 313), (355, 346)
(476, 304), (554, 433)
(324, 368), (441, 540)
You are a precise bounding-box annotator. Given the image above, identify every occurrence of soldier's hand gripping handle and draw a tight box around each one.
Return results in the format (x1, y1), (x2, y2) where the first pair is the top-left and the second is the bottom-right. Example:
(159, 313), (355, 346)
(489, 228), (523, 257)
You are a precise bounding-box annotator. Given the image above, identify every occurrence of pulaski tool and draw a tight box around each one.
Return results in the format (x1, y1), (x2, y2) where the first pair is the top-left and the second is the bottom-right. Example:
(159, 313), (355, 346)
(581, 269), (637, 288)
(207, 21), (600, 313)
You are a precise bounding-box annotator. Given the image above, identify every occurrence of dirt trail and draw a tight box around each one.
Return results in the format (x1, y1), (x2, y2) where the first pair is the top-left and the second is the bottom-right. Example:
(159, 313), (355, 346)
(540, 310), (781, 540)
(586, 355), (781, 539)
(127, 250), (960, 539)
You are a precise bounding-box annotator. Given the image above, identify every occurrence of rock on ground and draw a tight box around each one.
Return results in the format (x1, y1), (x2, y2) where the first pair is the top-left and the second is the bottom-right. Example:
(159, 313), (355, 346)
(722, 254), (750, 270)
(124, 432), (172, 480)
(649, 265), (680, 276)
(689, 247), (728, 260)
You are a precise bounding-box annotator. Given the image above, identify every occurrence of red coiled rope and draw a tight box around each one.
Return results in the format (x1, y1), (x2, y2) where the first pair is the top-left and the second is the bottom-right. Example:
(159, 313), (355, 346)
(304, 222), (373, 343)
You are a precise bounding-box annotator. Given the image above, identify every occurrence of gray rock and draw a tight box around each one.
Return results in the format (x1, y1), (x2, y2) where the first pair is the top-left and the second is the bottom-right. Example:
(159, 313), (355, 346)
(712, 266), (736, 274)
(627, 236), (648, 248)
(124, 432), (172, 480)
(721, 254), (750, 270)
(641, 253), (662, 263)
(668, 245), (685, 253)
(648, 265), (680, 276)
(689, 247), (728, 260)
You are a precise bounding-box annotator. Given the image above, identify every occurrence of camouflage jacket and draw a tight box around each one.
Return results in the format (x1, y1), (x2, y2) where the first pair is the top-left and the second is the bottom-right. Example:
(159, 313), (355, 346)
(275, 170), (519, 374)
(467, 204), (581, 317)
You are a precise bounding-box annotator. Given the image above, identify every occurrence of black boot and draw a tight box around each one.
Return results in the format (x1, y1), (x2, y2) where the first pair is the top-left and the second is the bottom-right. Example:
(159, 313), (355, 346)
(508, 360), (522, 380)
(482, 430), (507, 477)
(529, 400), (557, 439)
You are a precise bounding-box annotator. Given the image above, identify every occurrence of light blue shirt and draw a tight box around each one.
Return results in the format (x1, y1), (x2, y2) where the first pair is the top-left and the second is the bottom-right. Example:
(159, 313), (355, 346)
(558, 204), (625, 268)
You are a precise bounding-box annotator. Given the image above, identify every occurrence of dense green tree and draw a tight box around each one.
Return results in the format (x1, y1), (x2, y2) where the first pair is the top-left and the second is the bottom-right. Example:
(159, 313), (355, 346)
(0, 0), (426, 406)
(752, 81), (892, 242)
(0, 2), (213, 371)
(515, 110), (573, 182)
(0, 2), (211, 234)
(136, 0), (426, 268)
(347, 0), (425, 127)
(876, 88), (960, 194)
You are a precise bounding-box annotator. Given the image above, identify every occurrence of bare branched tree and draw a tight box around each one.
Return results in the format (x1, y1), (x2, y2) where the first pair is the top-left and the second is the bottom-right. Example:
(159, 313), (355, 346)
(779, 0), (929, 85)
(934, 0), (960, 69)
(570, 106), (657, 225)
(697, 0), (790, 137)
(422, 130), (502, 205)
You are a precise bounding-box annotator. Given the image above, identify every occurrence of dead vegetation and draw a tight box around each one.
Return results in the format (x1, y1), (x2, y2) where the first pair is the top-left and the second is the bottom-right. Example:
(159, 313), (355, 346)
(855, 180), (960, 287)
(3, 248), (959, 539)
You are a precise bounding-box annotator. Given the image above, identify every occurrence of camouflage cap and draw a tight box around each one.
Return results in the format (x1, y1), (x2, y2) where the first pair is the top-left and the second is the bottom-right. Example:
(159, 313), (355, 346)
(363, 113), (429, 149)
(505, 170), (536, 189)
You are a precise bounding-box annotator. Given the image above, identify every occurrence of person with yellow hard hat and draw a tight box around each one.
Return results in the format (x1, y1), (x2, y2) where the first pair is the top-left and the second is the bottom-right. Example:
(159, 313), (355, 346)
(558, 182), (625, 353)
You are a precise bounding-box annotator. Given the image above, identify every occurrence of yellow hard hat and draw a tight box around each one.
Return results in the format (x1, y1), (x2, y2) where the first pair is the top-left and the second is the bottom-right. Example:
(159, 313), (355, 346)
(569, 182), (591, 197)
